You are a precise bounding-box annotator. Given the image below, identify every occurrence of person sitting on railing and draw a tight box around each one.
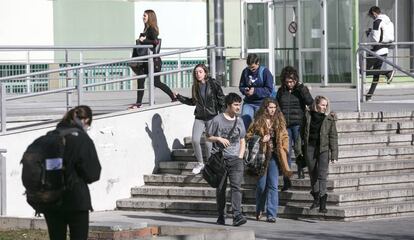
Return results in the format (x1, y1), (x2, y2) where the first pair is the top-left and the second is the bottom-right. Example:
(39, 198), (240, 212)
(175, 64), (225, 174)
(128, 9), (176, 109)
(365, 6), (396, 101)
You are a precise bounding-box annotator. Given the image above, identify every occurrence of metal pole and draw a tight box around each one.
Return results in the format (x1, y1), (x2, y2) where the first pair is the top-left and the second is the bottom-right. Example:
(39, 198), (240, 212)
(240, 1), (246, 59)
(356, 50), (361, 112)
(362, 50), (367, 103)
(65, 50), (71, 110)
(178, 54), (182, 88)
(26, 51), (31, 93)
(321, 0), (329, 86)
(0, 149), (6, 215)
(214, 0), (226, 85)
(77, 51), (84, 105)
(148, 51), (155, 106)
(210, 48), (216, 79)
(0, 84), (6, 134)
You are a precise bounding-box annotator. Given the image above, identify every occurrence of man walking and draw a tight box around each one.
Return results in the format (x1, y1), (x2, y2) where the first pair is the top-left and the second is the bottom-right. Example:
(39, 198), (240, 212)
(239, 53), (275, 129)
(207, 93), (247, 226)
(365, 6), (396, 101)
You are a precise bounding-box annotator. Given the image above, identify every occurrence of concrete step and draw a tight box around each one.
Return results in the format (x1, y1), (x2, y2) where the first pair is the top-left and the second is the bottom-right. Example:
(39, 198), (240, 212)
(130, 185), (414, 207)
(336, 111), (414, 123)
(116, 197), (414, 221)
(337, 121), (414, 136)
(158, 158), (414, 176)
(338, 133), (414, 148)
(144, 172), (414, 191)
(338, 145), (414, 162)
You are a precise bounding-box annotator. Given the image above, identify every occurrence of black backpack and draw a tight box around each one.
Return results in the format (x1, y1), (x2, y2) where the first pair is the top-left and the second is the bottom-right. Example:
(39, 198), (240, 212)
(21, 128), (79, 213)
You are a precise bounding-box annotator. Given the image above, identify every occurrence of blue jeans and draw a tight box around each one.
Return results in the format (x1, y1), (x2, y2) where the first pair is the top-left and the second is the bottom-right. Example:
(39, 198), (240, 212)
(284, 125), (300, 185)
(256, 156), (279, 218)
(241, 103), (260, 130)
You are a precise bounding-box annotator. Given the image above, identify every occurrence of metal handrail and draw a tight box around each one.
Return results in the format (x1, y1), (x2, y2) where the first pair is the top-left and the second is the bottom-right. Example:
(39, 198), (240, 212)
(0, 45), (216, 133)
(356, 41), (414, 112)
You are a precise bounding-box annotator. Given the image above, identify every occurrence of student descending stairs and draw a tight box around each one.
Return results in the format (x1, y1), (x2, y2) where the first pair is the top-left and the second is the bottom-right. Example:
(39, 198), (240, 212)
(116, 111), (414, 221)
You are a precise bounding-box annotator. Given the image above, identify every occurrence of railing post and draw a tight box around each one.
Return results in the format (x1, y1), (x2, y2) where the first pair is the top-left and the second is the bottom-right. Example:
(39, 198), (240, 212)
(356, 49), (361, 112)
(26, 51), (31, 93)
(178, 53), (182, 88)
(210, 47), (216, 79)
(148, 50), (155, 106)
(0, 83), (6, 134)
(362, 50), (367, 103)
(0, 149), (6, 215)
(78, 51), (84, 105)
(65, 50), (72, 110)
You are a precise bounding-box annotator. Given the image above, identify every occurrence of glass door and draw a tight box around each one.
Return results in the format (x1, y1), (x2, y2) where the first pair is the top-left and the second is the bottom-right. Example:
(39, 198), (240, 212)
(274, 0), (299, 84)
(243, 0), (274, 74)
(298, 0), (322, 83)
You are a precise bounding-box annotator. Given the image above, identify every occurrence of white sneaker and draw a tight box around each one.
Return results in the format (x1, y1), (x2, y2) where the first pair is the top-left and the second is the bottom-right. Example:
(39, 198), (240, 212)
(192, 163), (205, 174)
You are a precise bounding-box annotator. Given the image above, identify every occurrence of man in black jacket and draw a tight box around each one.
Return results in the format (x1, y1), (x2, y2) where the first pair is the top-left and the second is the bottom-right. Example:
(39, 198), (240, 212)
(277, 66), (313, 189)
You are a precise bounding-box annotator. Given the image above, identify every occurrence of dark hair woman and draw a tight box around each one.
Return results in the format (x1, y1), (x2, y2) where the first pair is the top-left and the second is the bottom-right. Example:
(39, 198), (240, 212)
(302, 95), (338, 213)
(129, 9), (176, 109)
(43, 105), (101, 240)
(246, 98), (292, 222)
(175, 64), (225, 174)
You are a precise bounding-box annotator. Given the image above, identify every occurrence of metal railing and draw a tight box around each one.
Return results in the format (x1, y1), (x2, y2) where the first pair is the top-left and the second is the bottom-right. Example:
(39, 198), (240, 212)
(356, 41), (414, 112)
(0, 45), (216, 133)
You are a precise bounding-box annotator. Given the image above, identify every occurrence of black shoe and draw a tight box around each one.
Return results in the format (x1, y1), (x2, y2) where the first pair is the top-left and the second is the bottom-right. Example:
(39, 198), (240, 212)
(216, 215), (225, 225)
(319, 194), (328, 213)
(281, 177), (292, 192)
(266, 217), (276, 223)
(309, 191), (320, 210)
(365, 95), (372, 102)
(232, 214), (247, 227)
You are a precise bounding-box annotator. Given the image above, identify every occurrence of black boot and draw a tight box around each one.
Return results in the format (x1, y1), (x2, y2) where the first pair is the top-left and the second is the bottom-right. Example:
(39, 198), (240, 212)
(309, 191), (320, 210)
(281, 177), (292, 192)
(319, 194), (328, 213)
(298, 167), (305, 179)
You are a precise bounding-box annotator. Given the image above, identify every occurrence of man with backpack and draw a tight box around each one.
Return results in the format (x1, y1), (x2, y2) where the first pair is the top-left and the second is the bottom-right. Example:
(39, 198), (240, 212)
(365, 6), (396, 101)
(21, 105), (101, 240)
(239, 53), (275, 130)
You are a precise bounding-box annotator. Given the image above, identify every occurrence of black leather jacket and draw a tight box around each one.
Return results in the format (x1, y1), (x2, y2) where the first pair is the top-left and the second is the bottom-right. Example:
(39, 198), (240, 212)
(177, 78), (225, 121)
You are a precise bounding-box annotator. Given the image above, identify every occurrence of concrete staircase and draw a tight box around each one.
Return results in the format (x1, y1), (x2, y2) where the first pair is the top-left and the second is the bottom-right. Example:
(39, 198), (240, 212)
(117, 111), (414, 221)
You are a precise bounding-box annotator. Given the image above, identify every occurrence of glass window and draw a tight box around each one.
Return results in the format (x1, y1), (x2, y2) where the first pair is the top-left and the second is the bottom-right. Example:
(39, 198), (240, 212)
(246, 3), (268, 49)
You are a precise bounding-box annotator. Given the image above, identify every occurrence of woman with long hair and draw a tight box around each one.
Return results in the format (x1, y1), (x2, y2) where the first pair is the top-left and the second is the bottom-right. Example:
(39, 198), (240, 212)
(129, 9), (176, 109)
(246, 98), (292, 222)
(43, 105), (101, 240)
(302, 95), (338, 213)
(176, 64), (225, 174)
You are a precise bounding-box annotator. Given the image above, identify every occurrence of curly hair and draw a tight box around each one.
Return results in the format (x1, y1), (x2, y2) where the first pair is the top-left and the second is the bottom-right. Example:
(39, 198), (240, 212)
(279, 66), (299, 89)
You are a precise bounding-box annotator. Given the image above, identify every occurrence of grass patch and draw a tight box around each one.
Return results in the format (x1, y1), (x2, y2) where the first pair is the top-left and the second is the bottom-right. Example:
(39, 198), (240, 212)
(0, 229), (48, 240)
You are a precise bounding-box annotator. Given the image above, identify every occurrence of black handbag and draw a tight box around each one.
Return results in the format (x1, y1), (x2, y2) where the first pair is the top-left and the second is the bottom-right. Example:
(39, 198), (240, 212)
(202, 117), (238, 188)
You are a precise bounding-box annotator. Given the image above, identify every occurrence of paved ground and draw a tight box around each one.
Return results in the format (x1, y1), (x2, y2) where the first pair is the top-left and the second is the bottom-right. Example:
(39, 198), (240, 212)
(90, 211), (414, 240)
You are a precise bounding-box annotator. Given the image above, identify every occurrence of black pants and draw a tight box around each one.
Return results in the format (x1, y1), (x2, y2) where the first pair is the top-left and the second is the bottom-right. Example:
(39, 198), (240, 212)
(366, 53), (391, 98)
(44, 210), (89, 240)
(132, 59), (175, 104)
(306, 145), (329, 196)
(216, 157), (244, 217)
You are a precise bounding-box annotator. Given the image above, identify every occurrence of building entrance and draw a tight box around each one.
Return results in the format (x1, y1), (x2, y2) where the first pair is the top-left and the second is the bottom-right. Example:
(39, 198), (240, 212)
(242, 0), (354, 85)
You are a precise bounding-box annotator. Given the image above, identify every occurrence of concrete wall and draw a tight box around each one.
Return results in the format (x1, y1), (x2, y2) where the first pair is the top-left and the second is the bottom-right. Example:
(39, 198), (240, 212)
(0, 104), (194, 217)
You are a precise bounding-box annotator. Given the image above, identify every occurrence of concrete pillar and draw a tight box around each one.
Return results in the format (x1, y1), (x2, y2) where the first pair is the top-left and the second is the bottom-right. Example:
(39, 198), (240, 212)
(214, 0), (226, 85)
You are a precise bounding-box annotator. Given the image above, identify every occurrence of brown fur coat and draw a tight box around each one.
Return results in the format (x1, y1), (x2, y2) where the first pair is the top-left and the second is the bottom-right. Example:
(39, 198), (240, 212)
(246, 115), (292, 177)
